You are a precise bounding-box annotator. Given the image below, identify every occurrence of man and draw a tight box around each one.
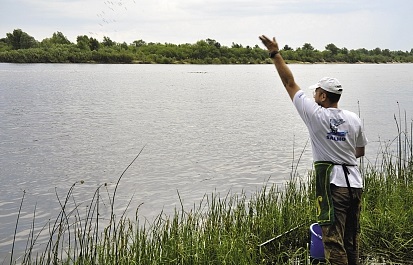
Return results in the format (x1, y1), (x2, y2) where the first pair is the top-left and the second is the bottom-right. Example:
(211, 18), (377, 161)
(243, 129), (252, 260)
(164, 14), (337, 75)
(259, 35), (368, 265)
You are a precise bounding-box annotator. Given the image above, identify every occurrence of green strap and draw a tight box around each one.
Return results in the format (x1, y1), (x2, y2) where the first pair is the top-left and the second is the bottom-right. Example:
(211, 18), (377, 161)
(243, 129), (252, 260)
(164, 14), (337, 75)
(314, 161), (335, 225)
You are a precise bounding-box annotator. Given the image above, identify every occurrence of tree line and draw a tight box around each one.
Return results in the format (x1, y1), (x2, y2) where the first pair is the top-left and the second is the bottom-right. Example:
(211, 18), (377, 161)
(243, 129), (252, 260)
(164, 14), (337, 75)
(1, 29), (413, 64)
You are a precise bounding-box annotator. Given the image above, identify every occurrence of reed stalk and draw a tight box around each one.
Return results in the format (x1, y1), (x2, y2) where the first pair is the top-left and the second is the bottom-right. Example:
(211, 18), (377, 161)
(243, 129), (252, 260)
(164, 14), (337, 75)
(8, 117), (413, 264)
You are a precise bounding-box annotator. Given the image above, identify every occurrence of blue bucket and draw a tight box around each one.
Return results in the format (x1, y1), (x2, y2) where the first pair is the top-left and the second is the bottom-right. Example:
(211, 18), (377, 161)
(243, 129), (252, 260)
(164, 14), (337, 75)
(309, 223), (324, 260)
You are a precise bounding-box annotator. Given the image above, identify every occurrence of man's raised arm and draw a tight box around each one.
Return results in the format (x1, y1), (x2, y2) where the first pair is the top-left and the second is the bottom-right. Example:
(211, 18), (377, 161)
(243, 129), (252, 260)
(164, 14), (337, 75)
(259, 35), (300, 101)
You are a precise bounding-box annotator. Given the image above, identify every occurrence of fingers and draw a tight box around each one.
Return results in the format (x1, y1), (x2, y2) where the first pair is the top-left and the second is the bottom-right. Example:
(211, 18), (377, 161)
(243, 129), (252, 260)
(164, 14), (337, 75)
(259, 35), (276, 45)
(259, 35), (270, 42)
(259, 35), (270, 47)
(259, 35), (277, 50)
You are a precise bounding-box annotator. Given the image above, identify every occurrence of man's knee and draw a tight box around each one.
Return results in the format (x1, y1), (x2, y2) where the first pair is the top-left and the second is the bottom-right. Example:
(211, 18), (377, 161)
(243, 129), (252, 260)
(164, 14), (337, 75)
(324, 242), (348, 265)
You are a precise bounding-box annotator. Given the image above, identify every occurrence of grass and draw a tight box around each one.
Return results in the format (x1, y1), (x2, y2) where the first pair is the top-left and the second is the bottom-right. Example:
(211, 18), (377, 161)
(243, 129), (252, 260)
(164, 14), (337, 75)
(7, 116), (413, 264)
(360, 109), (413, 263)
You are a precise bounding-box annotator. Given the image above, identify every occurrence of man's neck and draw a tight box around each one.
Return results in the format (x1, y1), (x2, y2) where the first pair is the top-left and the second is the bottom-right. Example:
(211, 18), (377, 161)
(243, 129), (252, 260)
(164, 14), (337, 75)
(321, 102), (338, 109)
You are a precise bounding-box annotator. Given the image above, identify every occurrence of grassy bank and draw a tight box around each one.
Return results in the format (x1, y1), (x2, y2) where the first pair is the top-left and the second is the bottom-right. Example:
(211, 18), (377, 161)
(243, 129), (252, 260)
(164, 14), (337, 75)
(9, 123), (413, 264)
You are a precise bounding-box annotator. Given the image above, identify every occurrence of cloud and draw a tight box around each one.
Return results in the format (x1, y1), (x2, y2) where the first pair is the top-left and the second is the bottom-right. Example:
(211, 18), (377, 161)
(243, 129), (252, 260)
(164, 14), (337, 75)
(1, 0), (412, 51)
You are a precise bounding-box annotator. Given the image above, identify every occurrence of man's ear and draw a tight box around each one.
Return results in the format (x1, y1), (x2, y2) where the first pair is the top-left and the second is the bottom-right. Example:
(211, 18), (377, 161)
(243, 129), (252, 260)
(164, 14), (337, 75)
(320, 92), (327, 102)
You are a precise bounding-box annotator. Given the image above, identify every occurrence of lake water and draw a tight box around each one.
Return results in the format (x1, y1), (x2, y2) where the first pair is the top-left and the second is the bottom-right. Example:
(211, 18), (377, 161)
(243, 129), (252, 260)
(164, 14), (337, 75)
(1, 63), (412, 259)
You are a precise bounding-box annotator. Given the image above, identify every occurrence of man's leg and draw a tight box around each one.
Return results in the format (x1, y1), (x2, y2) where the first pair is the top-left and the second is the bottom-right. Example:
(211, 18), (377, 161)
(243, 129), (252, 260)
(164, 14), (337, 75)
(344, 188), (362, 265)
(321, 185), (350, 265)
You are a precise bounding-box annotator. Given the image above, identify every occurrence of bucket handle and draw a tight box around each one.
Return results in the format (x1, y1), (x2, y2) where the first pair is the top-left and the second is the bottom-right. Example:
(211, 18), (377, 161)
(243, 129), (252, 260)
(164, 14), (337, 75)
(310, 224), (323, 240)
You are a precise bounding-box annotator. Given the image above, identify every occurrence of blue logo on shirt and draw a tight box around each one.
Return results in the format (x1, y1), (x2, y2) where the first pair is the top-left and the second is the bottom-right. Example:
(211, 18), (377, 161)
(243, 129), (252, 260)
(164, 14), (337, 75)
(327, 119), (348, 141)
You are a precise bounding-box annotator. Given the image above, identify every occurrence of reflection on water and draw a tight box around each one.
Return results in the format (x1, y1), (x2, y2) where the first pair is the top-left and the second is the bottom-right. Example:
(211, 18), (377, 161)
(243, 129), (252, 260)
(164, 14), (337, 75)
(0, 63), (412, 258)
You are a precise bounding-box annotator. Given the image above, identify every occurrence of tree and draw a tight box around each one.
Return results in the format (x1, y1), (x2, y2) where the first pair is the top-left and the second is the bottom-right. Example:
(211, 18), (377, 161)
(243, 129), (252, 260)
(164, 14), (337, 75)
(133, 39), (146, 47)
(325, 43), (339, 55)
(321, 50), (334, 62)
(102, 36), (115, 47)
(76, 35), (99, 51)
(231, 42), (243, 48)
(192, 40), (210, 59)
(0, 38), (9, 52)
(302, 43), (314, 50)
(41, 32), (71, 47)
(6, 29), (38, 49)
(1, 31), (413, 64)
(382, 49), (391, 57)
(340, 47), (348, 55)
(120, 42), (128, 50)
(77, 35), (91, 50)
(206, 38), (221, 49)
(357, 48), (369, 55)
(283, 45), (293, 51)
(89, 38), (100, 51)
(50, 32), (71, 45)
(371, 47), (382, 55)
(299, 43), (317, 62)
(347, 50), (361, 63)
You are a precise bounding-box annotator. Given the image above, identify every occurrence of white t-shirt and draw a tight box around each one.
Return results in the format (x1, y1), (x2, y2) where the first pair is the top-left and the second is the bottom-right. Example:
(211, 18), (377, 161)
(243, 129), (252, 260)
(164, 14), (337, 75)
(293, 90), (368, 188)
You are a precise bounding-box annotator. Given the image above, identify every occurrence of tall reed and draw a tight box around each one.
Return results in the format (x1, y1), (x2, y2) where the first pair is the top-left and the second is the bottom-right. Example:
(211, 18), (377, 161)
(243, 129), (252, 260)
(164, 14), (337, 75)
(9, 116), (413, 264)
(11, 177), (316, 264)
(360, 108), (413, 263)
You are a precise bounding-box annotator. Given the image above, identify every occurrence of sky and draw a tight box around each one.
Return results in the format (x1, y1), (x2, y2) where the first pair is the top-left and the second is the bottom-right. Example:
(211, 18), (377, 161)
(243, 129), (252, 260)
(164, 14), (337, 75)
(1, 0), (412, 51)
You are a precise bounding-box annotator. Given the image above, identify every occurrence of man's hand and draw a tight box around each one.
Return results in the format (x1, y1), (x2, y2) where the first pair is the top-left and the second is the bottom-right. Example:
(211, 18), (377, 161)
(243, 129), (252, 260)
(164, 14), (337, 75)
(258, 34), (299, 100)
(355, 147), (365, 158)
(259, 35), (279, 53)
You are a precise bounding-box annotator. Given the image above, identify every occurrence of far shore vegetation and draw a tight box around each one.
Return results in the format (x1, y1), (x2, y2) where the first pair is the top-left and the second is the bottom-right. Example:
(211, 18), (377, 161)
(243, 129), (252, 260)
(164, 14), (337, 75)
(1, 29), (413, 64)
(6, 113), (413, 264)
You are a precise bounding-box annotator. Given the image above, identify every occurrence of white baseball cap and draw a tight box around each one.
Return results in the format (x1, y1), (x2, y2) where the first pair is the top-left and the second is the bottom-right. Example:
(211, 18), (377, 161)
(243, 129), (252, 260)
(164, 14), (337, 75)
(309, 77), (343, 94)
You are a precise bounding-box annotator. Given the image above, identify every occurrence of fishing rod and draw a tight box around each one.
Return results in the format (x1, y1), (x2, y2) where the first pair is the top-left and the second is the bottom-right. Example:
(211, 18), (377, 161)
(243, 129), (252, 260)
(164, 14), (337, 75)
(258, 222), (307, 248)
